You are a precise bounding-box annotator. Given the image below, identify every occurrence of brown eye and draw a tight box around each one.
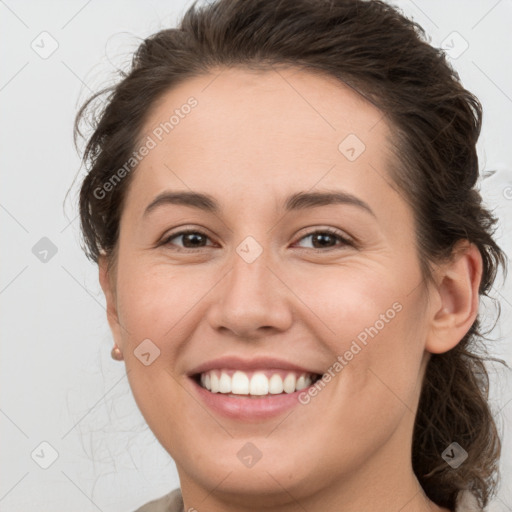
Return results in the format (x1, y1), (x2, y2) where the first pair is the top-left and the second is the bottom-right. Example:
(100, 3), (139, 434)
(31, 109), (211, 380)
(160, 227), (353, 253)
(162, 230), (213, 252)
(294, 229), (353, 250)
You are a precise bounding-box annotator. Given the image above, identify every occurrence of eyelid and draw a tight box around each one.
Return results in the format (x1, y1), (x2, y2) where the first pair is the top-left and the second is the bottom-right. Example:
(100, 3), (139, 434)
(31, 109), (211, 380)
(291, 226), (355, 250)
(159, 226), (216, 252)
(160, 225), (355, 252)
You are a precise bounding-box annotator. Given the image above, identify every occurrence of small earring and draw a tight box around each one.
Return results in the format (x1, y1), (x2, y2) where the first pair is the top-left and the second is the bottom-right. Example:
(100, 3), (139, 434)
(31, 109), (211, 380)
(111, 344), (124, 361)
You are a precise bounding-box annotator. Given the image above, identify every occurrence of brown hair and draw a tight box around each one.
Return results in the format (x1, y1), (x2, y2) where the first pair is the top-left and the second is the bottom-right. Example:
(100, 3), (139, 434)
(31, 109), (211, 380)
(74, 0), (508, 509)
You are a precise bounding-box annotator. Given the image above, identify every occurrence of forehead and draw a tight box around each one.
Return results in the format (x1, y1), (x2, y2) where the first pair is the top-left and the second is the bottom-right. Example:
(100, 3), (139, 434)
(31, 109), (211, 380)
(129, 66), (395, 211)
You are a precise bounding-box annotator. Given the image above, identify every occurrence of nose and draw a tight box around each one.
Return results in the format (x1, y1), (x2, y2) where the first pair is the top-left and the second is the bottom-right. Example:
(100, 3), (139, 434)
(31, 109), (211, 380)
(206, 248), (293, 339)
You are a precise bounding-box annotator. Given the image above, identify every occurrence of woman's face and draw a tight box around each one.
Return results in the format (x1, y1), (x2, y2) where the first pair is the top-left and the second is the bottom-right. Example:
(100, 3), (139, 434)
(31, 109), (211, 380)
(102, 67), (439, 506)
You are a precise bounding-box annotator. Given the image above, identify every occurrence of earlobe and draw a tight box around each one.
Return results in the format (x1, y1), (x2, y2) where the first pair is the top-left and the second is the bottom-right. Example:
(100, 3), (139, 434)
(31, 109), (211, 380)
(425, 241), (483, 354)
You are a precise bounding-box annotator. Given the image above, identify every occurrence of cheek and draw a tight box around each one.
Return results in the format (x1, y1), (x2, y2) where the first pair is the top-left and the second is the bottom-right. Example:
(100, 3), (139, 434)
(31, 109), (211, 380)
(295, 262), (427, 400)
(115, 262), (203, 343)
(289, 262), (404, 345)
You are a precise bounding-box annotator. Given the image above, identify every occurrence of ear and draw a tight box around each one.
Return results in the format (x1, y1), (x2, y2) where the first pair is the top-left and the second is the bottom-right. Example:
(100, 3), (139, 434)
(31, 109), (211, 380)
(425, 241), (483, 354)
(98, 254), (124, 349)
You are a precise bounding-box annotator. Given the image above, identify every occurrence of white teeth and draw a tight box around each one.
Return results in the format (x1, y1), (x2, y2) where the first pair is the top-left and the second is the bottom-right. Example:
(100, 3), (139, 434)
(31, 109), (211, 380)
(219, 372), (232, 393)
(231, 371), (250, 395)
(269, 374), (284, 394)
(296, 375), (307, 390)
(249, 372), (269, 395)
(283, 373), (296, 393)
(210, 372), (220, 393)
(198, 370), (315, 396)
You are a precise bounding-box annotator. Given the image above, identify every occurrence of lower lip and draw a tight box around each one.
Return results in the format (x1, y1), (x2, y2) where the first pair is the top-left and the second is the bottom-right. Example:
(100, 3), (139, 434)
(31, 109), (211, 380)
(189, 377), (316, 421)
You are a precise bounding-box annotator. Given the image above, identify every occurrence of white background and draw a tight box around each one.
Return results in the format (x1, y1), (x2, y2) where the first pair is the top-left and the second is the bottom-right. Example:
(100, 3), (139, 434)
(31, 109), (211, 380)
(1, 1), (511, 510)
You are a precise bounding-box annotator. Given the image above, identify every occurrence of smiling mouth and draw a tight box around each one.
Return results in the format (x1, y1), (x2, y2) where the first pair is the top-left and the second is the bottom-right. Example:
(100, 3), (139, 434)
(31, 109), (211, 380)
(192, 369), (323, 397)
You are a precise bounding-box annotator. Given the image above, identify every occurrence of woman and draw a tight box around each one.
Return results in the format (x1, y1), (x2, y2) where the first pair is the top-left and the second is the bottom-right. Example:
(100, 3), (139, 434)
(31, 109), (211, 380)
(74, 0), (507, 510)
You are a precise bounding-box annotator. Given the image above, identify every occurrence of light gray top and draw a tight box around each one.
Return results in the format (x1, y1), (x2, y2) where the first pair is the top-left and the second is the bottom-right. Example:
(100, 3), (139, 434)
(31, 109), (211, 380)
(133, 487), (484, 512)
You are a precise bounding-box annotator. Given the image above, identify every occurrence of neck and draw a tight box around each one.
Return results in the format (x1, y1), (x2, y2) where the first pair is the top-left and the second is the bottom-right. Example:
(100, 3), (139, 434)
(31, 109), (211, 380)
(179, 470), (446, 512)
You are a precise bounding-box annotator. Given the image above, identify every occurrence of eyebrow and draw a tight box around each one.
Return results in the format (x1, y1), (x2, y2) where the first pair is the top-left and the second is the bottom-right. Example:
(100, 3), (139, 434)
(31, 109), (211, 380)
(143, 190), (375, 218)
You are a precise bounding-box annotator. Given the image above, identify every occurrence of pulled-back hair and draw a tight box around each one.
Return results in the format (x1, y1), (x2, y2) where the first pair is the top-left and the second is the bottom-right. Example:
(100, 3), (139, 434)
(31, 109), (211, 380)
(74, 0), (508, 509)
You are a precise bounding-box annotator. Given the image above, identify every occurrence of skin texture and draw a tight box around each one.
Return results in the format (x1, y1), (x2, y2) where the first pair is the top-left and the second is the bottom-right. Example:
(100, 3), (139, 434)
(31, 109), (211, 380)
(99, 66), (482, 512)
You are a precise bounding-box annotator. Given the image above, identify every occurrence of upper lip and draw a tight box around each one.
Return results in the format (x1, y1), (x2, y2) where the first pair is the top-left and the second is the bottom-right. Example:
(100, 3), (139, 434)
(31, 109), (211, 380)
(187, 356), (322, 377)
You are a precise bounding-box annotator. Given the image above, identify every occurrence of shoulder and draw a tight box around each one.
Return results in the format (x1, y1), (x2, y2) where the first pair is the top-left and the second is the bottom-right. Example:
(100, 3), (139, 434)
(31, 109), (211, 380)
(132, 488), (184, 512)
(454, 489), (484, 512)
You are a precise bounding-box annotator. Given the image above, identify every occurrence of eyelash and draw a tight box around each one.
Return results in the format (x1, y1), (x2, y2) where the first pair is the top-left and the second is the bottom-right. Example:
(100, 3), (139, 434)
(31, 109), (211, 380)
(160, 227), (354, 253)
